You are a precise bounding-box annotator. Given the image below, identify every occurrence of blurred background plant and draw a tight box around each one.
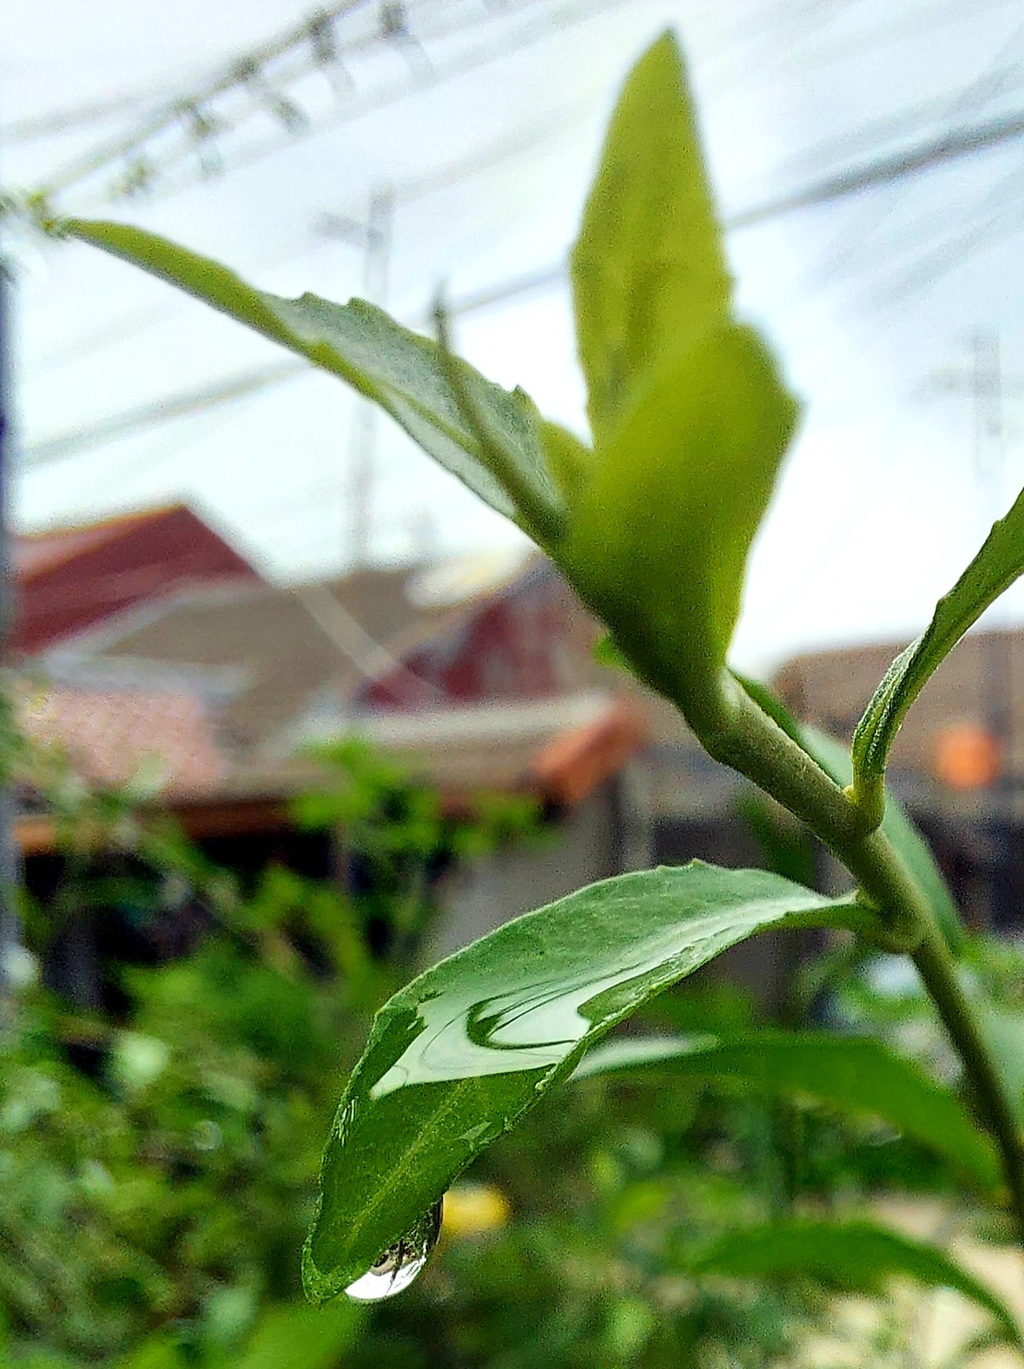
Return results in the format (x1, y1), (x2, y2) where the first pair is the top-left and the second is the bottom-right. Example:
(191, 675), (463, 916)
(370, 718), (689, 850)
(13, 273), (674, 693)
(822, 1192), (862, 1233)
(2, 714), (1014, 1368)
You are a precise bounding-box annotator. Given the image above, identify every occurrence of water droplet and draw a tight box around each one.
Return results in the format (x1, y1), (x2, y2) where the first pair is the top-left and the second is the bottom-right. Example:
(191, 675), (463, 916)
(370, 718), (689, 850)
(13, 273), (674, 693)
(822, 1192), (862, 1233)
(344, 1198), (443, 1302)
(192, 1119), (222, 1152)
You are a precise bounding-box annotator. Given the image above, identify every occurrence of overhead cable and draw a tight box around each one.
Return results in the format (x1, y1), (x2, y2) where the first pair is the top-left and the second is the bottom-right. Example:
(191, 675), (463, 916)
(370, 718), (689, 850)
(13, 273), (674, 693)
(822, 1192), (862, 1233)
(29, 0), (580, 208)
(28, 90), (1024, 469)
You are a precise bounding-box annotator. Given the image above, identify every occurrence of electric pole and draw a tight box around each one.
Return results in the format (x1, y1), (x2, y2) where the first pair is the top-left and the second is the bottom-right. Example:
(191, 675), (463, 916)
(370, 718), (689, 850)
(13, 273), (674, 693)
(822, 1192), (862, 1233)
(317, 186), (394, 566)
(930, 330), (1024, 927)
(0, 223), (21, 1003)
(933, 334), (1022, 736)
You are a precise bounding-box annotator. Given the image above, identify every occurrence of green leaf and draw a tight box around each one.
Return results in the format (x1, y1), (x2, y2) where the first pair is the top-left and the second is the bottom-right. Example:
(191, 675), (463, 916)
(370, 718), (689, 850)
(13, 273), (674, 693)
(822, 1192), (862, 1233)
(684, 1219), (1023, 1350)
(302, 863), (869, 1303)
(975, 1002), (1024, 1126)
(118, 1303), (362, 1369)
(571, 31), (732, 445)
(236, 1301), (361, 1369)
(539, 419), (593, 503)
(573, 1029), (1000, 1191)
(799, 724), (963, 954)
(564, 325), (797, 723)
(852, 484), (1024, 820)
(116, 1338), (182, 1369)
(63, 219), (565, 544)
(735, 672), (964, 953)
(737, 791), (818, 887)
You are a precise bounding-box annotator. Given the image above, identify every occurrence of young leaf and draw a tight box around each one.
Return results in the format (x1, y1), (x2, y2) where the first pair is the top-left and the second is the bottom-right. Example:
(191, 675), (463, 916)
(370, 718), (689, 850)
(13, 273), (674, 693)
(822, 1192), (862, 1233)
(571, 31), (732, 445)
(539, 419), (593, 503)
(302, 863), (870, 1304)
(573, 1030), (1000, 1191)
(684, 1219), (1023, 1351)
(564, 325), (797, 725)
(63, 220), (565, 545)
(735, 672), (964, 952)
(852, 484), (1024, 822)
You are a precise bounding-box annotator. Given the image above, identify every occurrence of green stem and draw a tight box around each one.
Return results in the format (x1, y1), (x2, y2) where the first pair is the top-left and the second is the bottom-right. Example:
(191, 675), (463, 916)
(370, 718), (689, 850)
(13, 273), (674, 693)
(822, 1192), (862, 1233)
(912, 930), (1024, 1247)
(684, 671), (1024, 1247)
(848, 833), (1024, 1247)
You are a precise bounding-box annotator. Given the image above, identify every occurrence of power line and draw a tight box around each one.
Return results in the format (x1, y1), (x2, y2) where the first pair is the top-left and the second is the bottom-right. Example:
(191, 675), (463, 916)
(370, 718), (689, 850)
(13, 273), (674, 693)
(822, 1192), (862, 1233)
(475, 91), (1024, 293)
(27, 0), (579, 210)
(18, 260), (559, 470)
(31, 89), (589, 384)
(31, 0), (376, 201)
(23, 361), (305, 467)
(800, 18), (1024, 296)
(2, 91), (169, 145)
(391, 93), (593, 206)
(29, 87), (1024, 470)
(20, 0), (608, 391)
(130, 0), (634, 206)
(405, 94), (1024, 316)
(26, 229), (331, 378)
(21, 103), (593, 488)
(868, 160), (1024, 313)
(290, 582), (443, 702)
(785, 62), (1024, 185)
(24, 389), (255, 509)
(21, 0), (869, 384)
(20, 0), (886, 389)
(728, 100), (1024, 229)
(27, 2), (1024, 476)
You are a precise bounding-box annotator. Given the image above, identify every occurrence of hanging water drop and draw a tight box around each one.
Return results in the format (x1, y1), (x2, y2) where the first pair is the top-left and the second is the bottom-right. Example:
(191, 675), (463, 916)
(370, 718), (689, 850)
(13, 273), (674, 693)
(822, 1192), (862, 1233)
(344, 1198), (443, 1302)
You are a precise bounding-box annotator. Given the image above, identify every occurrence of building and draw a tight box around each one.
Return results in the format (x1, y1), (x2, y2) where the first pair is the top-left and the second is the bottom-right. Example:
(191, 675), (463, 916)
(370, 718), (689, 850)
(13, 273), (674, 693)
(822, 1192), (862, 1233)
(17, 550), (656, 955)
(775, 628), (1024, 930)
(12, 507), (851, 1005)
(14, 504), (264, 654)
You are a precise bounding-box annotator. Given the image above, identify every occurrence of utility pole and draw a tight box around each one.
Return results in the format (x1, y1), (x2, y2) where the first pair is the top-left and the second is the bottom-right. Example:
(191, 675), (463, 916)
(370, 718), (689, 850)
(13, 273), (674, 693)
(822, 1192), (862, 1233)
(931, 332), (1024, 737)
(930, 331), (1024, 927)
(0, 225), (22, 1003)
(930, 331), (1024, 500)
(317, 186), (394, 566)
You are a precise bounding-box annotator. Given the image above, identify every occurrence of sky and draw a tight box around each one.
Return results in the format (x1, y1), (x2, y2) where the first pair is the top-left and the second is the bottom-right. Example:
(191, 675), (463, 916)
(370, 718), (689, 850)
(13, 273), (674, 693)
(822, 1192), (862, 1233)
(6, 0), (1024, 674)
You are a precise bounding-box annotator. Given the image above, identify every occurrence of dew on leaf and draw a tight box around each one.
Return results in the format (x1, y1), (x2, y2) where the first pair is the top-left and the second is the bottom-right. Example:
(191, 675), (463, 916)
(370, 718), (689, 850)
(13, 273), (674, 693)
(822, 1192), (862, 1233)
(344, 1198), (443, 1302)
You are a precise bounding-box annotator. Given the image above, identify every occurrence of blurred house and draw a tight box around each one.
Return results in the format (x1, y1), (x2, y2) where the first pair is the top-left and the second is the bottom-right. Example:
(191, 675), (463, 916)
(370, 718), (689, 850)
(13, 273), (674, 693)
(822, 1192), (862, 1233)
(15, 680), (227, 799)
(15, 544), (654, 954)
(13, 504), (264, 654)
(774, 629), (1024, 930)
(10, 503), (823, 1004)
(18, 508), (1024, 1004)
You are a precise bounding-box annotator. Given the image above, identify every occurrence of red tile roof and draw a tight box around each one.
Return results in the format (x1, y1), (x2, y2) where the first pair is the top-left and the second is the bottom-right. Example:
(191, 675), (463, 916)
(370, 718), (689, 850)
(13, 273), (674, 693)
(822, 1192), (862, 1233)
(15, 504), (263, 653)
(530, 701), (647, 807)
(17, 682), (226, 799)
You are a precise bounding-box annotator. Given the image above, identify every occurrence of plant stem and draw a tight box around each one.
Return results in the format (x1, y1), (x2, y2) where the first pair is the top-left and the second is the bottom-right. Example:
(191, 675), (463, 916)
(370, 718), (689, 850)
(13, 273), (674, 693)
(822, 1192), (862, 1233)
(912, 928), (1024, 1247)
(688, 673), (1024, 1247)
(850, 830), (1024, 1247)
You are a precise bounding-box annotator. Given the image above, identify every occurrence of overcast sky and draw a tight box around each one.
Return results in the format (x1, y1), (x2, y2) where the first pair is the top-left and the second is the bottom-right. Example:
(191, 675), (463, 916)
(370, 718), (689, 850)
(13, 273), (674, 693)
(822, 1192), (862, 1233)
(6, 0), (1024, 673)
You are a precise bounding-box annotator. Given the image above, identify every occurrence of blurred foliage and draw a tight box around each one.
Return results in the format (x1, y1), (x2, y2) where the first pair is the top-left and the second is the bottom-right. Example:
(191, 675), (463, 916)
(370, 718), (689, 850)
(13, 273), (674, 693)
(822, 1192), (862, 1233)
(837, 934), (1024, 1142)
(0, 721), (1014, 1367)
(0, 733), (536, 1364)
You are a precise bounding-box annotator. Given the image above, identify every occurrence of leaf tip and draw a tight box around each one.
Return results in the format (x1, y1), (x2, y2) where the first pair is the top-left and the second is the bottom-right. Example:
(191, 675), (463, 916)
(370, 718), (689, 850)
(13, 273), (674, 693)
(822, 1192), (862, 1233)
(301, 1227), (344, 1308)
